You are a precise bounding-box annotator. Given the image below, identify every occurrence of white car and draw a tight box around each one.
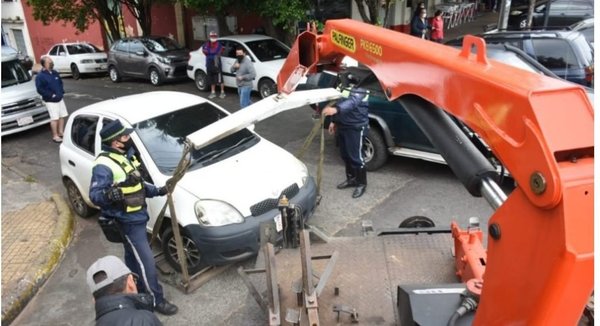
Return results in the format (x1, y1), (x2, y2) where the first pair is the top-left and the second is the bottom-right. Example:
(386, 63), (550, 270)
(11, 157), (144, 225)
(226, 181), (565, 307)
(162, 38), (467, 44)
(46, 42), (107, 79)
(59, 90), (340, 273)
(187, 34), (290, 98)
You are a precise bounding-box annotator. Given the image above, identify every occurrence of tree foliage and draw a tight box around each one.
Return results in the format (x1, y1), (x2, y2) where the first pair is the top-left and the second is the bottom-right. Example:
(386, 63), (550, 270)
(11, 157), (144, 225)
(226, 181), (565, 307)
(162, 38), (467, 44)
(183, 0), (310, 44)
(27, 0), (172, 42)
(354, 0), (394, 27)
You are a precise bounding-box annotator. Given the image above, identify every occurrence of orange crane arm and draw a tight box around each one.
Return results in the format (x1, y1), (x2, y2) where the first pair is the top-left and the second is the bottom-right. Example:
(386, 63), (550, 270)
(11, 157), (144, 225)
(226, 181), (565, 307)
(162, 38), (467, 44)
(278, 19), (593, 325)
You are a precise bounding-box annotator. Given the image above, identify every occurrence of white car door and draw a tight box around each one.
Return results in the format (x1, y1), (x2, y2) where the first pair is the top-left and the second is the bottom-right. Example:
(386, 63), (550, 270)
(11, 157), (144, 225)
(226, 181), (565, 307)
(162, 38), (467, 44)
(53, 45), (71, 73)
(61, 114), (101, 207)
(220, 40), (238, 88)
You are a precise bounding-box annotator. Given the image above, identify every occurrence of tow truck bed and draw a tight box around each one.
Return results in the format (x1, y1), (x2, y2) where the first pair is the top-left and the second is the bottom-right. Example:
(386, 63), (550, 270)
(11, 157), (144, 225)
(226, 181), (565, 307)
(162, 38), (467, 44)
(259, 231), (466, 325)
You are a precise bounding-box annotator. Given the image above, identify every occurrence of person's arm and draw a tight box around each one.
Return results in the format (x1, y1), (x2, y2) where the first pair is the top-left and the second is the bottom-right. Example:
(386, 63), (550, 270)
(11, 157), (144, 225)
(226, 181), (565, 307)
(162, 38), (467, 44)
(89, 164), (116, 207)
(35, 74), (53, 99)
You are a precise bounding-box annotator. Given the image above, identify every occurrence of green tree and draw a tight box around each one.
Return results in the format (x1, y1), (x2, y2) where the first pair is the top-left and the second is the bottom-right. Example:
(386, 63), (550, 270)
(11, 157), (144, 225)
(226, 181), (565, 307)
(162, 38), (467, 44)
(27, 0), (123, 42)
(27, 0), (173, 41)
(354, 0), (395, 27)
(183, 0), (309, 44)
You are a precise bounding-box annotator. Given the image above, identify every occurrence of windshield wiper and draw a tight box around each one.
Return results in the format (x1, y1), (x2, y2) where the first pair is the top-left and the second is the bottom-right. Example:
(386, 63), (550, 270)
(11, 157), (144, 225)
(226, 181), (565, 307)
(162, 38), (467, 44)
(193, 135), (256, 166)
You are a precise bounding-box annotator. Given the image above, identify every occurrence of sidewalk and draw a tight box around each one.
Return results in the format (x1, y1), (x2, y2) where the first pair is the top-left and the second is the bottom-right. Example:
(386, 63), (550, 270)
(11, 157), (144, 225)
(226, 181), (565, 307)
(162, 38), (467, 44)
(1, 163), (74, 325)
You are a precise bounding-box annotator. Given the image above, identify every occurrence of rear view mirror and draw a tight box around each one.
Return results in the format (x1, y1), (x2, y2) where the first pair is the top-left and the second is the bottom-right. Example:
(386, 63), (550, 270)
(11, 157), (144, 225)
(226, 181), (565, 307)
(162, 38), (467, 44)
(135, 51), (146, 56)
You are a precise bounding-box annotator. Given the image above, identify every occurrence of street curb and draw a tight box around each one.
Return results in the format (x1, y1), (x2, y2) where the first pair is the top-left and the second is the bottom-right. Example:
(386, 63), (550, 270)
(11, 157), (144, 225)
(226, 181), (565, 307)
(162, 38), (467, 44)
(1, 193), (74, 326)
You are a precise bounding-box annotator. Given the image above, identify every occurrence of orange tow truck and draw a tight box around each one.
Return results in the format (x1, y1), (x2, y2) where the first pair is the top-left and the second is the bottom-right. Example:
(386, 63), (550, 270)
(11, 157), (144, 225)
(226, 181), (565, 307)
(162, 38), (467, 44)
(272, 19), (593, 325)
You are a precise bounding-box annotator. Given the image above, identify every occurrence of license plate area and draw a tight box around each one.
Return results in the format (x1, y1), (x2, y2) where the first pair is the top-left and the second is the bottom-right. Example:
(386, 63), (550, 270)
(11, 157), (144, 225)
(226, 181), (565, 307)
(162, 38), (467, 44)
(274, 213), (283, 232)
(17, 116), (34, 126)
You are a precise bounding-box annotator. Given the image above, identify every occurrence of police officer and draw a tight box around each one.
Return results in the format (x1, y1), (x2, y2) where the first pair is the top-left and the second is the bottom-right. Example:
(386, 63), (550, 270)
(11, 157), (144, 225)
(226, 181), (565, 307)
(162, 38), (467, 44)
(322, 73), (369, 198)
(89, 119), (178, 315)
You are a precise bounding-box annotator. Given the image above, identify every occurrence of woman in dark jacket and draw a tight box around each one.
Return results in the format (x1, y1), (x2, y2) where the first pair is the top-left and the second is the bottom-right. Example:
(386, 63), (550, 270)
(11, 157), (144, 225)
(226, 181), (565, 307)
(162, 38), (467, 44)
(411, 8), (430, 39)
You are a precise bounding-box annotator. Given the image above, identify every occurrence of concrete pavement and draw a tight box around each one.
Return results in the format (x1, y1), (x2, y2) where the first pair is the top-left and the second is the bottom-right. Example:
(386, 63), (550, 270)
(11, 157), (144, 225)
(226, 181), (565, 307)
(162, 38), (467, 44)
(1, 161), (73, 325)
(0, 10), (499, 325)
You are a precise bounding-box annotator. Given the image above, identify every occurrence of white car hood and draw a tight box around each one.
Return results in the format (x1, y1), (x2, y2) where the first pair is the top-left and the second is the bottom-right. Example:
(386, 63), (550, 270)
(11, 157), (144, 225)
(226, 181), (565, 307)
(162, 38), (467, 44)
(175, 139), (306, 216)
(1, 80), (40, 105)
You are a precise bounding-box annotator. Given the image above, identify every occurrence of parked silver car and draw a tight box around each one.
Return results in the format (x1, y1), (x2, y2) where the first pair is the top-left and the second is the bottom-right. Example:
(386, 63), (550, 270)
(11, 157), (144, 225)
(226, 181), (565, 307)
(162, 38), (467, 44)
(107, 36), (189, 86)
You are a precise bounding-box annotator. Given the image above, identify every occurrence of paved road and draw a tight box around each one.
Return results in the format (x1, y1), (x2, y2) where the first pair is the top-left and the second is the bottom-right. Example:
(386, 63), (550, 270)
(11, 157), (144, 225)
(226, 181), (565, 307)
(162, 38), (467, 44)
(6, 75), (495, 325)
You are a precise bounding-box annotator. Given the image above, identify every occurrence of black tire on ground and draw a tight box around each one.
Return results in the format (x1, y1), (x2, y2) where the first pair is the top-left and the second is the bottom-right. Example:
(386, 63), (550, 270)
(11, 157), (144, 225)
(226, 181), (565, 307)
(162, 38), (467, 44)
(149, 68), (162, 86)
(161, 227), (205, 274)
(399, 216), (436, 228)
(194, 70), (209, 91)
(70, 64), (81, 80)
(258, 79), (276, 98)
(363, 127), (388, 171)
(109, 66), (121, 83)
(64, 178), (96, 217)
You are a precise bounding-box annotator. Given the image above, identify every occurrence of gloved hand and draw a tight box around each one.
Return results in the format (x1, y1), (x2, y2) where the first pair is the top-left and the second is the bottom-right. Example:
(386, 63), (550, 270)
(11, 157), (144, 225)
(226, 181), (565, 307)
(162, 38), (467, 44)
(106, 187), (124, 203)
(157, 186), (169, 196)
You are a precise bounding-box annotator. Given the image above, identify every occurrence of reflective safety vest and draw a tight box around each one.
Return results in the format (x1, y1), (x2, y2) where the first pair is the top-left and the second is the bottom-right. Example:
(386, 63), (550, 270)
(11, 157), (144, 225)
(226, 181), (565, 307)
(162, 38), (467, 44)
(338, 86), (369, 102)
(95, 152), (145, 213)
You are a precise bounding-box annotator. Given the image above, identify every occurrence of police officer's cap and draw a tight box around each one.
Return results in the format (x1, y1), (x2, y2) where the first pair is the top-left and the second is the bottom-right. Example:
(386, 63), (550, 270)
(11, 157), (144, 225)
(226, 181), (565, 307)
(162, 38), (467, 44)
(100, 119), (133, 143)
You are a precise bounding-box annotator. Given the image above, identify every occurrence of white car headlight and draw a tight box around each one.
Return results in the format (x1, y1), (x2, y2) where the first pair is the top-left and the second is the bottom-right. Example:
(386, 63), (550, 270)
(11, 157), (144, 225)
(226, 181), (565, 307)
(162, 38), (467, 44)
(80, 59), (94, 64)
(194, 200), (244, 226)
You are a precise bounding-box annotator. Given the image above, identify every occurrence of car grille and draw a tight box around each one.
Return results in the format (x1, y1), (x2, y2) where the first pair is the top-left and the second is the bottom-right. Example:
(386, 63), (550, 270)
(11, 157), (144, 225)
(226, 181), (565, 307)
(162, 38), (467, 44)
(173, 65), (187, 75)
(250, 183), (300, 217)
(1, 110), (50, 132)
(95, 58), (107, 63)
(2, 98), (43, 116)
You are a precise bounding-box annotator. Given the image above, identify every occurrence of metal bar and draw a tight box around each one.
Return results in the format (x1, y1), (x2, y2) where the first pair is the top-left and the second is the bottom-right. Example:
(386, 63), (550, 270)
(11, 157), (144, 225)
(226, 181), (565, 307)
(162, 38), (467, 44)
(480, 177), (507, 210)
(243, 268), (267, 274)
(377, 227), (452, 236)
(168, 193), (189, 284)
(265, 243), (281, 326)
(237, 266), (269, 312)
(315, 250), (338, 297)
(300, 230), (314, 294)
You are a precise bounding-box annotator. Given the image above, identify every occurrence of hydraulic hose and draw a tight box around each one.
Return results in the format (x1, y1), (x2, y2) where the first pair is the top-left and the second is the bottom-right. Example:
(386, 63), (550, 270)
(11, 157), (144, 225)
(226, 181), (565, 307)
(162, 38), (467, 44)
(447, 294), (478, 326)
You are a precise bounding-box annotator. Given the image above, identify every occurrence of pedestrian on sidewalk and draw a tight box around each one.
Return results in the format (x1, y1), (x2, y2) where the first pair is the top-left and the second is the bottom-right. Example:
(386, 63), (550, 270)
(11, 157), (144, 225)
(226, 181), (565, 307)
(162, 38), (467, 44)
(231, 47), (256, 109)
(89, 119), (178, 316)
(35, 55), (68, 143)
(430, 10), (445, 43)
(87, 255), (162, 326)
(202, 31), (226, 99)
(411, 8), (430, 39)
(322, 72), (369, 199)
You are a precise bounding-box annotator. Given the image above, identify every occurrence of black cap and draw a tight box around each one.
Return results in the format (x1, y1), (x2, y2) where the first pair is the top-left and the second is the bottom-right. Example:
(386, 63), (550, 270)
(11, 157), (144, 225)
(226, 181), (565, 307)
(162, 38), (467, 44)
(100, 119), (133, 143)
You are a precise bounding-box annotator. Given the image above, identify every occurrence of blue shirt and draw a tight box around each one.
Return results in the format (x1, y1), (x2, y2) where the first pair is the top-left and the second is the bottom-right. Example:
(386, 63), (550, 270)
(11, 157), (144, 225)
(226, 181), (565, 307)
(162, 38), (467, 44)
(89, 146), (161, 224)
(334, 87), (369, 127)
(35, 69), (64, 102)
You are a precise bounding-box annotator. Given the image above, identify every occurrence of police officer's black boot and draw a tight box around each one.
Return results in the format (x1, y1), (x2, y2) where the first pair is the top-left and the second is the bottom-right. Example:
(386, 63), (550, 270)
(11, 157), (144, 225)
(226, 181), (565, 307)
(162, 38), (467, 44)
(352, 167), (367, 198)
(337, 164), (358, 189)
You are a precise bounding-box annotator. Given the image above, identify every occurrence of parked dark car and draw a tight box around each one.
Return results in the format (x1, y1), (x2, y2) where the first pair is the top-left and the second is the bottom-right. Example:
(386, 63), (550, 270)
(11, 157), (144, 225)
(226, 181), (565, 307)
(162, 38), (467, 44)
(301, 43), (584, 171)
(107, 36), (189, 85)
(446, 30), (594, 87)
(508, 0), (593, 30)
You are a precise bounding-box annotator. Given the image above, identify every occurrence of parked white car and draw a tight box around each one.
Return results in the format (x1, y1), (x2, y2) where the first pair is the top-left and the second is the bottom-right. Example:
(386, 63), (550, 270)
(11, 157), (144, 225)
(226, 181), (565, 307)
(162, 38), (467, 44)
(187, 34), (290, 98)
(59, 90), (340, 273)
(46, 42), (107, 79)
(1, 47), (49, 136)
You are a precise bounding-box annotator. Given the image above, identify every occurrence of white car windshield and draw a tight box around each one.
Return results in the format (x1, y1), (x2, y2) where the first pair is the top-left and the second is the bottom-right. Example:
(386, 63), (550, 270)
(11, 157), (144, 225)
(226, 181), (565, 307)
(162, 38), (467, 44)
(141, 37), (183, 53)
(134, 103), (258, 174)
